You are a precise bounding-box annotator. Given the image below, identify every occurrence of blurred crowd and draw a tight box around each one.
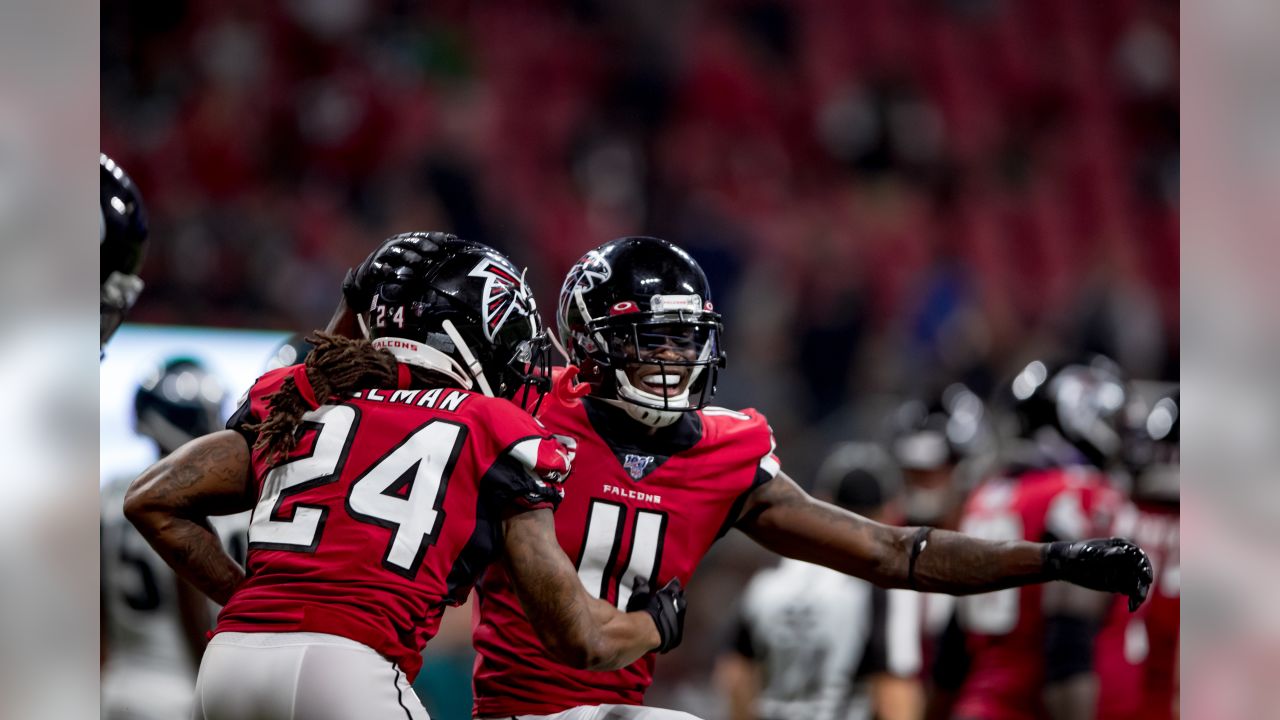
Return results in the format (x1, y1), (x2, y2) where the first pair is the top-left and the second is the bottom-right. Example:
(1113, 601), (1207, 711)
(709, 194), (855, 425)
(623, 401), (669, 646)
(103, 0), (1177, 399)
(102, 0), (1179, 717)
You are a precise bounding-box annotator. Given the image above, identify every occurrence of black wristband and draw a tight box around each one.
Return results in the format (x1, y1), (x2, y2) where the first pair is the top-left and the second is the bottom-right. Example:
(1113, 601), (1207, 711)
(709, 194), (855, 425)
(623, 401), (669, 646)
(1043, 540), (1068, 580)
(908, 526), (933, 591)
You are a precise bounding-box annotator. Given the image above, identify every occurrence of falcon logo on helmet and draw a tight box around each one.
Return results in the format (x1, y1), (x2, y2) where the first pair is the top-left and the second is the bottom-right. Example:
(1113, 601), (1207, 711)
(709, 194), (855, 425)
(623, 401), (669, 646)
(558, 250), (612, 326)
(469, 259), (535, 342)
(556, 236), (726, 429)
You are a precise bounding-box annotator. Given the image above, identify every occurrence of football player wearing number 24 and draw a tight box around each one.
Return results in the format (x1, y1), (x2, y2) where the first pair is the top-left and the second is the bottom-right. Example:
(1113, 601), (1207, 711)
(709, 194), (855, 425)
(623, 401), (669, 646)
(337, 235), (1155, 720)
(126, 236), (686, 720)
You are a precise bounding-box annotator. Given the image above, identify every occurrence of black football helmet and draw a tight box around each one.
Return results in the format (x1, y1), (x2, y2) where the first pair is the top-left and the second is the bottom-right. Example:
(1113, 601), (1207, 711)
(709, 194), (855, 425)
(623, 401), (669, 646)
(101, 153), (149, 350)
(1006, 355), (1128, 469)
(1126, 390), (1179, 502)
(557, 237), (725, 427)
(264, 333), (316, 370)
(889, 383), (993, 524)
(890, 383), (994, 471)
(135, 357), (226, 455)
(362, 233), (549, 407)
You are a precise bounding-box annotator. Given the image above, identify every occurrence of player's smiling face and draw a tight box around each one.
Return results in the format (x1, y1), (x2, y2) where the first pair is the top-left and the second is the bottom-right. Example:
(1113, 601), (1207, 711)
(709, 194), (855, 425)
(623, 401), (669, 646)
(616, 324), (701, 398)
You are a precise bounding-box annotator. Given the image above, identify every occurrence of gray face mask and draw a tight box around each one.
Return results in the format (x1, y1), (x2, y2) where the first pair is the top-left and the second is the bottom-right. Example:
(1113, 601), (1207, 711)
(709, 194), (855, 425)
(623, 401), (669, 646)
(100, 272), (144, 349)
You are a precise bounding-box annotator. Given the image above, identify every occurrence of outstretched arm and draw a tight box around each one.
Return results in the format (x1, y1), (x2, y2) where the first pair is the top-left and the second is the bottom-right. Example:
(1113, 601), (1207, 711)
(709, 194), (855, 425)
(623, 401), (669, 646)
(502, 508), (678, 670)
(735, 473), (1151, 604)
(124, 430), (256, 605)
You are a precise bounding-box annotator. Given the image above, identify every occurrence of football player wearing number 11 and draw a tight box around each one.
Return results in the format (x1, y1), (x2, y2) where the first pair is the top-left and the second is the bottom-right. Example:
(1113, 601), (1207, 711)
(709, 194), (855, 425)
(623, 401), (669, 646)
(126, 237), (686, 720)
(460, 236), (1151, 720)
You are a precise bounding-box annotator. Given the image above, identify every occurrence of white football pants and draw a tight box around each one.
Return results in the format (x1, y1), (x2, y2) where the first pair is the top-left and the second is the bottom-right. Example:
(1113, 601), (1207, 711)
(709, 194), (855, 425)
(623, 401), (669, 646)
(192, 632), (430, 720)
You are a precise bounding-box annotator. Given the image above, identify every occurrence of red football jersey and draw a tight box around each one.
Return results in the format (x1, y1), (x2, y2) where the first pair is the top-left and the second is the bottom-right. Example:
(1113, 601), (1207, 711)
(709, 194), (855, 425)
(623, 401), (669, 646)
(953, 467), (1122, 720)
(471, 396), (780, 716)
(214, 366), (569, 681)
(1095, 501), (1179, 720)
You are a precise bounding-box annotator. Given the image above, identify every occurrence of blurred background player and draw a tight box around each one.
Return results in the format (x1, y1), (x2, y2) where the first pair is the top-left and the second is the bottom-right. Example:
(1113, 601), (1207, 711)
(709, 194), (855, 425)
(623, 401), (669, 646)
(888, 383), (995, 531)
(100, 153), (148, 352)
(1095, 391), (1179, 720)
(126, 236), (685, 720)
(715, 442), (923, 720)
(101, 357), (245, 720)
(942, 356), (1131, 720)
(886, 384), (996, 698)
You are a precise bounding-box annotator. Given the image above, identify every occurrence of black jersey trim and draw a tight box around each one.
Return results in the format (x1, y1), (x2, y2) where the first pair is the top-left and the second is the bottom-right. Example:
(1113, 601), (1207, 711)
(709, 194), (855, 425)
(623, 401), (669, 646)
(712, 468), (778, 540)
(582, 397), (702, 482)
(226, 394), (259, 447)
(442, 471), (505, 603)
(479, 435), (563, 511)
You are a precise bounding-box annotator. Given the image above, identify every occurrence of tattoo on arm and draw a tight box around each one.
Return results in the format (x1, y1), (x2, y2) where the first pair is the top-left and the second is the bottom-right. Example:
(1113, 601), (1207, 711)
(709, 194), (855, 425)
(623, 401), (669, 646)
(125, 431), (255, 605)
(736, 473), (1048, 594)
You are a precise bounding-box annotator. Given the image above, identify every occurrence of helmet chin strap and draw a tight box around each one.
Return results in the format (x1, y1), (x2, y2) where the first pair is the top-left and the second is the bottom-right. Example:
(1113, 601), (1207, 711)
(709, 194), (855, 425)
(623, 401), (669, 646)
(371, 337), (474, 391)
(610, 369), (688, 428)
(442, 320), (495, 397)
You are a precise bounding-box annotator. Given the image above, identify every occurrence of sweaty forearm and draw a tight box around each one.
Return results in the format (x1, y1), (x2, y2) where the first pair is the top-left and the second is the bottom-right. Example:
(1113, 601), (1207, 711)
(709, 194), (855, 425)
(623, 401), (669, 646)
(739, 477), (1048, 594)
(905, 527), (1048, 594)
(504, 510), (660, 670)
(585, 597), (662, 669)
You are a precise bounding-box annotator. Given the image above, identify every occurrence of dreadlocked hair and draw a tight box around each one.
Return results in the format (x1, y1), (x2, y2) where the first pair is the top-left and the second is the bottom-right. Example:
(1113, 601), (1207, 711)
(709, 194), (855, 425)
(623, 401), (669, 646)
(248, 331), (442, 462)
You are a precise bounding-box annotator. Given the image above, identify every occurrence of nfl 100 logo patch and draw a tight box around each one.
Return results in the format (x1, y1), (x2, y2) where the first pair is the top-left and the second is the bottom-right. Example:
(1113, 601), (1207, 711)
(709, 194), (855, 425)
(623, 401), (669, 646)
(622, 454), (654, 480)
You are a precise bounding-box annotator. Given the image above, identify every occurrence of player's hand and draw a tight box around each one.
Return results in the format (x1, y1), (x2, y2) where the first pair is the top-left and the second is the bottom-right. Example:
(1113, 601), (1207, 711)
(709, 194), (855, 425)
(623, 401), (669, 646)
(342, 231), (458, 312)
(627, 577), (686, 653)
(1045, 537), (1154, 611)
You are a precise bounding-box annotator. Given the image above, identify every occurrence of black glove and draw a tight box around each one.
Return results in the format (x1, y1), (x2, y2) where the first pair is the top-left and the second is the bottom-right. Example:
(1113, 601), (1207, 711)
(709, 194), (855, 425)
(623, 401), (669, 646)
(627, 577), (686, 654)
(342, 231), (458, 312)
(1044, 537), (1154, 612)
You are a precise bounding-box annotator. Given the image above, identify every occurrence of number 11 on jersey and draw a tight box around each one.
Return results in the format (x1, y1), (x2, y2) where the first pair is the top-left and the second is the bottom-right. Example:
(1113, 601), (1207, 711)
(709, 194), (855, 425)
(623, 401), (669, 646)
(576, 499), (668, 610)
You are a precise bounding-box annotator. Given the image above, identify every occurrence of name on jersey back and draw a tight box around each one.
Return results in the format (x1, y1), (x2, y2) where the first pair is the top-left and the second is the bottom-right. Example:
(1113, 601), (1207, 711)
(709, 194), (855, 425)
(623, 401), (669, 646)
(351, 387), (471, 411)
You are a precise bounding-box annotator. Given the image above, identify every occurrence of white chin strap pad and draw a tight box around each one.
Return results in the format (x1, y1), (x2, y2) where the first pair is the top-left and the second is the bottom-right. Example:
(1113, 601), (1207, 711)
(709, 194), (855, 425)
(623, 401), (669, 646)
(611, 369), (688, 428)
(371, 337), (474, 391)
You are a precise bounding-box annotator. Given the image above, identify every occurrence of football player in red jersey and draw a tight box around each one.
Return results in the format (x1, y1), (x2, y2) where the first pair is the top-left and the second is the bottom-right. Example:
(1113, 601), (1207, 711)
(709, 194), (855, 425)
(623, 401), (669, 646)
(947, 357), (1137, 720)
(1095, 392), (1179, 720)
(126, 236), (686, 720)
(337, 236), (1153, 720)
